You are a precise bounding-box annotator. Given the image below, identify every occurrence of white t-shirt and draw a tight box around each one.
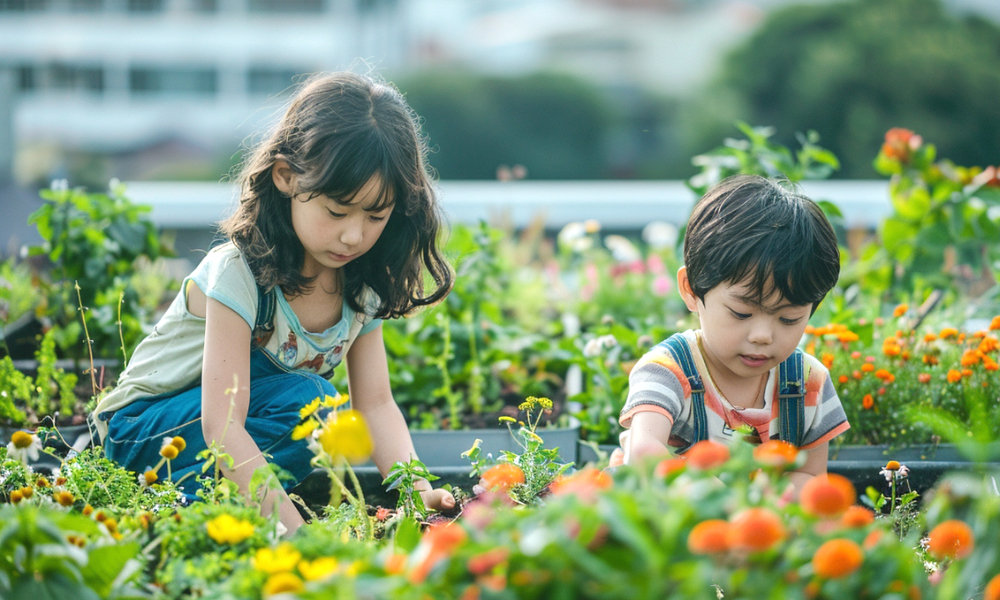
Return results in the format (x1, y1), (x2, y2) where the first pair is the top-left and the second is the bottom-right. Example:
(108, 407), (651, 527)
(92, 242), (380, 441)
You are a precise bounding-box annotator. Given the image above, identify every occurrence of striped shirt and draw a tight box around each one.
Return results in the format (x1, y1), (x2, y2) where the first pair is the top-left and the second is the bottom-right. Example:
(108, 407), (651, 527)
(619, 330), (850, 451)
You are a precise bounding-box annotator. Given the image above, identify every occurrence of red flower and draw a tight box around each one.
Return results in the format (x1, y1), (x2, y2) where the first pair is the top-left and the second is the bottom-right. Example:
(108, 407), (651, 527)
(882, 128), (922, 162)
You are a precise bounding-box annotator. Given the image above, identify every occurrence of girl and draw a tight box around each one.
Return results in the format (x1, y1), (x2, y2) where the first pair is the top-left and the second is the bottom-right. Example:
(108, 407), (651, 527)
(92, 72), (456, 532)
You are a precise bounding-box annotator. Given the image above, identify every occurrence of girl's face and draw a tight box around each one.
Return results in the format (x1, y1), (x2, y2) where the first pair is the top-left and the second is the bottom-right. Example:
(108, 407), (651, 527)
(288, 174), (394, 278)
(677, 267), (812, 387)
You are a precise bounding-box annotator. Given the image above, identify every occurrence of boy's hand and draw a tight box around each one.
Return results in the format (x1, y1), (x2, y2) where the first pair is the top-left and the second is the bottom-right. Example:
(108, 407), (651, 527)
(420, 488), (456, 512)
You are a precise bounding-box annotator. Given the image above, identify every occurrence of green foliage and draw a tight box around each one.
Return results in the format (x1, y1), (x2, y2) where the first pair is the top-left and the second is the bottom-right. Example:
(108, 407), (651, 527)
(383, 458), (439, 521)
(685, 0), (1000, 178)
(0, 258), (41, 329)
(400, 70), (615, 179)
(27, 181), (172, 359)
(0, 330), (78, 426)
(58, 447), (181, 513)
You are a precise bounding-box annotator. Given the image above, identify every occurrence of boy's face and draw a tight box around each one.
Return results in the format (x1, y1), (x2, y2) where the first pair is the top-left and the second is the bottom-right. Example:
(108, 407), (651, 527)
(677, 267), (813, 386)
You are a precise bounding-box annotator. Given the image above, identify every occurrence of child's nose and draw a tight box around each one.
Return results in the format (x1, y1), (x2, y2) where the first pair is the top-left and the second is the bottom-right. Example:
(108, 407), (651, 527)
(340, 223), (363, 247)
(748, 323), (773, 345)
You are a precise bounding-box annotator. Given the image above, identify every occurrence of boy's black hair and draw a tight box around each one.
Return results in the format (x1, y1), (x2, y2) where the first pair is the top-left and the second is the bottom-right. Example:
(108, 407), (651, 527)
(221, 72), (452, 319)
(683, 174), (840, 313)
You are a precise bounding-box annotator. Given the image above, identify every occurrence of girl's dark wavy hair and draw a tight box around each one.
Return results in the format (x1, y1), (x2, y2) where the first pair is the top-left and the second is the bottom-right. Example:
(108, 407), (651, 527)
(220, 72), (453, 319)
(683, 174), (840, 315)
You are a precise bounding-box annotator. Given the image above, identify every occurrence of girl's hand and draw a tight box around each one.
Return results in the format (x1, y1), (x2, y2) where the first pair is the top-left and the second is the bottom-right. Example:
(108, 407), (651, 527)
(420, 488), (456, 512)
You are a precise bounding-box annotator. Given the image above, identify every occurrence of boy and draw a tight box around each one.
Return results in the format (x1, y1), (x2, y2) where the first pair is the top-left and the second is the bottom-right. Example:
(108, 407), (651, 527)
(619, 175), (849, 491)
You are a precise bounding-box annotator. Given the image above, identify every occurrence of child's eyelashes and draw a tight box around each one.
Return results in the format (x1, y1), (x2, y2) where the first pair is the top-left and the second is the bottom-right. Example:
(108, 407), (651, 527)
(728, 307), (803, 325)
(327, 209), (346, 219)
(779, 317), (803, 325)
(729, 309), (752, 320)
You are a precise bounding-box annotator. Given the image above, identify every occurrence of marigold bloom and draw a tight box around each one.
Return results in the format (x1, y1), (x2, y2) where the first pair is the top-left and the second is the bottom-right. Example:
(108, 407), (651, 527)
(924, 333), (937, 343)
(800, 473), (856, 517)
(254, 543), (303, 574)
(918, 373), (932, 384)
(206, 514), (255, 545)
(654, 457), (687, 478)
(838, 375), (849, 385)
(813, 538), (864, 579)
(984, 357), (999, 372)
(685, 440), (730, 470)
(298, 557), (339, 582)
(984, 574), (1000, 600)
(838, 331), (859, 343)
(467, 548), (511, 575)
(961, 350), (982, 367)
(923, 354), (939, 365)
(980, 337), (999, 354)
(861, 363), (875, 373)
(874, 369), (892, 381)
(940, 327), (959, 339)
(882, 128), (921, 161)
(410, 524), (469, 584)
(893, 304), (908, 318)
(927, 520), (975, 560)
(947, 369), (962, 383)
(480, 463), (525, 492)
(852, 370), (863, 380)
(263, 572), (304, 596)
(991, 316), (1000, 331)
(840, 505), (875, 528)
(883, 344), (901, 357)
(821, 353), (834, 369)
(962, 368), (973, 378)
(862, 395), (874, 410)
(688, 520), (732, 555)
(318, 409), (374, 464)
(384, 553), (407, 574)
(727, 508), (785, 552)
(549, 468), (612, 501)
(753, 440), (799, 468)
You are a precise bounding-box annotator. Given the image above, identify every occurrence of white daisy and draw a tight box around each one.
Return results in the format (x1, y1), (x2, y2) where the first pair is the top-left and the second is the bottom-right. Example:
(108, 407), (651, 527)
(6, 430), (42, 464)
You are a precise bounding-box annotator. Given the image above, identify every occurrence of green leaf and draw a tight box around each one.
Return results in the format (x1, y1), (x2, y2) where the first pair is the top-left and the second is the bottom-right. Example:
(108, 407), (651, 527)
(891, 185), (931, 220)
(392, 517), (423, 553)
(8, 572), (101, 600)
(79, 543), (140, 598)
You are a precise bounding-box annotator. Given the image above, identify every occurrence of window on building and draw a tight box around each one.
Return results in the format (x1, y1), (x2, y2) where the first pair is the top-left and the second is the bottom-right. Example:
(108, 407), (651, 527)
(247, 0), (322, 14)
(247, 67), (302, 96)
(16, 65), (36, 91)
(0, 0), (47, 10)
(127, 0), (163, 11)
(69, 0), (102, 11)
(192, 0), (217, 12)
(48, 63), (104, 91)
(130, 67), (217, 95)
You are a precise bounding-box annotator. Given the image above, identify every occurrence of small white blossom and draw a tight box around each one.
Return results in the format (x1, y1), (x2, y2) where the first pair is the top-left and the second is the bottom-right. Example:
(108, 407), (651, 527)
(642, 221), (678, 249)
(583, 338), (603, 358)
(6, 431), (42, 464)
(604, 235), (641, 262)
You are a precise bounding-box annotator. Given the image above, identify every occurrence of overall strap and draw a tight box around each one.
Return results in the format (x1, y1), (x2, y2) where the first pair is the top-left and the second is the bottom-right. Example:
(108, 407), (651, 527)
(777, 348), (807, 447)
(659, 334), (707, 450)
(252, 282), (276, 346)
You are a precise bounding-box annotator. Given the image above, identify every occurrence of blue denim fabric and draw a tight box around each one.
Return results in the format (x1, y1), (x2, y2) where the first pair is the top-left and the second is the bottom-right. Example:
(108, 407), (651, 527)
(103, 348), (336, 500)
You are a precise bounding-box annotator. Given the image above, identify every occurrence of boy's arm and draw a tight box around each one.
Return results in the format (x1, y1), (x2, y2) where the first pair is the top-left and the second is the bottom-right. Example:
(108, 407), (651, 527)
(624, 411), (673, 462)
(345, 324), (455, 511)
(200, 293), (305, 533)
(786, 440), (830, 497)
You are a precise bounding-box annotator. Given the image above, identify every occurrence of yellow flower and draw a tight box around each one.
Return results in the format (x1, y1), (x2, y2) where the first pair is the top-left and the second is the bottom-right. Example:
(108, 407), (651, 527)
(291, 420), (319, 441)
(254, 543), (302, 574)
(170, 436), (187, 452)
(298, 556), (339, 581)
(498, 416), (517, 424)
(318, 409), (374, 464)
(206, 514), (255, 545)
(299, 398), (322, 419)
(159, 444), (179, 460)
(56, 491), (75, 507)
(323, 393), (349, 408)
(262, 572), (304, 596)
(141, 470), (158, 487)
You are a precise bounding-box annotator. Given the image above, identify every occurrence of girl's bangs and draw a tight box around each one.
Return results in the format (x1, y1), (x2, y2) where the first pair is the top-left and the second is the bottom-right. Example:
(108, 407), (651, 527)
(309, 135), (401, 212)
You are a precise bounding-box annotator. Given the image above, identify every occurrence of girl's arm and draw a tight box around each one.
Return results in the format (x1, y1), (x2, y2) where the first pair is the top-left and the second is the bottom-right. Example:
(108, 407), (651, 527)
(345, 323), (455, 511)
(787, 440), (830, 497)
(196, 289), (305, 532)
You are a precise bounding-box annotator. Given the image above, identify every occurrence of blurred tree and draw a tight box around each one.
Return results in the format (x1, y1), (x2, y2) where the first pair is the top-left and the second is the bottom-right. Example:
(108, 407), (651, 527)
(398, 71), (617, 179)
(682, 0), (1000, 178)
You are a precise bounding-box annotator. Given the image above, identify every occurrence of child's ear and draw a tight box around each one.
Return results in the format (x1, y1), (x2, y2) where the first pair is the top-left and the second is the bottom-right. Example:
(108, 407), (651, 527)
(677, 266), (700, 313)
(272, 160), (297, 197)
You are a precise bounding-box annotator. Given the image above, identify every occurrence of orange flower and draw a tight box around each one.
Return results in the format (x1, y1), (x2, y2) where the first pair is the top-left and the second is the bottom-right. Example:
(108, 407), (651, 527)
(549, 468), (612, 501)
(918, 373), (932, 384)
(940, 327), (959, 339)
(862, 395), (874, 410)
(980, 336), (999, 354)
(409, 524), (469, 583)
(852, 370), (863, 380)
(800, 473), (856, 518)
(984, 573), (1000, 600)
(924, 333), (938, 343)
(480, 464), (525, 493)
(838, 375), (849, 385)
(467, 548), (510, 575)
(923, 354), (939, 366)
(863, 529), (883, 550)
(883, 344), (901, 357)
(962, 369), (973, 378)
(961, 350), (982, 367)
(384, 553), (407, 575)
(753, 440), (799, 469)
(984, 357), (999, 372)
(882, 128), (921, 162)
(947, 369), (962, 383)
(861, 363), (875, 373)
(684, 440), (730, 470)
(990, 316), (1000, 331)
(840, 506), (875, 528)
(813, 538), (863, 579)
(654, 457), (687, 478)
(927, 520), (974, 560)
(821, 353), (835, 369)
(688, 520), (732, 555)
(838, 331), (859, 343)
(727, 508), (785, 552)
(893, 304), (908, 318)
(874, 369), (892, 381)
